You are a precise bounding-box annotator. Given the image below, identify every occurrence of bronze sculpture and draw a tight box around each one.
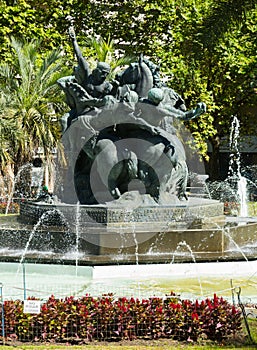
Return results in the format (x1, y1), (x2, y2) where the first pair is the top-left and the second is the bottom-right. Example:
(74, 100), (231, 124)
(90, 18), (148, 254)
(58, 27), (206, 205)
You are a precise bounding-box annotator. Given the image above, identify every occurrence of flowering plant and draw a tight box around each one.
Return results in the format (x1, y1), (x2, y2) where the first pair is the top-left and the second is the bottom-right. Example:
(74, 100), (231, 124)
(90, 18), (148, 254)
(0, 293), (242, 343)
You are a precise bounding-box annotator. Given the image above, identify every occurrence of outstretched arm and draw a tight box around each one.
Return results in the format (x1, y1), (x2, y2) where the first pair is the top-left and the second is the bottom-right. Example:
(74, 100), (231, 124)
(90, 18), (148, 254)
(182, 102), (207, 121)
(68, 26), (90, 79)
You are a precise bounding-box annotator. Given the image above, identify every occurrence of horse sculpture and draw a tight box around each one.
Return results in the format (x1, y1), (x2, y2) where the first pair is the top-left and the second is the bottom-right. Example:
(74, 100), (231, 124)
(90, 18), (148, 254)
(116, 54), (154, 98)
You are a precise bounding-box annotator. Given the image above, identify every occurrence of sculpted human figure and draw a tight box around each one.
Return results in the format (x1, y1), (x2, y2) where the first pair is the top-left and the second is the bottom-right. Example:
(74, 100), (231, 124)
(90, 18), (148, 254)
(57, 26), (118, 132)
(68, 26), (114, 98)
(138, 88), (206, 127)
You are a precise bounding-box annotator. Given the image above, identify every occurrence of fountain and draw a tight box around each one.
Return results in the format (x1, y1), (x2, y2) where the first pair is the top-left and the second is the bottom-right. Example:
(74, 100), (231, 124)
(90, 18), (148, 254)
(1, 27), (257, 292)
(227, 116), (249, 217)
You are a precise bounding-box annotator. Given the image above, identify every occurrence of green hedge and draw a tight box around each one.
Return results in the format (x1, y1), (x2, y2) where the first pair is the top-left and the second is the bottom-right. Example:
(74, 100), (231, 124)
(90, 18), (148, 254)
(1, 293), (242, 343)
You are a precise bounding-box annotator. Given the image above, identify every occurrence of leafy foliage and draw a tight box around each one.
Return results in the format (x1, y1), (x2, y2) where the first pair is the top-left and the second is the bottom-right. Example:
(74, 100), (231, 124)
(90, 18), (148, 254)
(0, 0), (256, 179)
(0, 293), (242, 343)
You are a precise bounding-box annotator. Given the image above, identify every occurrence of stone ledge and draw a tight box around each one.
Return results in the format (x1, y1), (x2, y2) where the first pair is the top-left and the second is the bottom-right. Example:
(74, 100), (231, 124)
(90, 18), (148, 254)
(20, 197), (224, 227)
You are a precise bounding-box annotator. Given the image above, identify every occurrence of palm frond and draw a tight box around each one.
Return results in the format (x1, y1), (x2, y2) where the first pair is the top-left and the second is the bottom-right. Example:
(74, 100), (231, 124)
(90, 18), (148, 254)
(85, 36), (115, 62)
(0, 37), (67, 168)
(84, 35), (135, 78)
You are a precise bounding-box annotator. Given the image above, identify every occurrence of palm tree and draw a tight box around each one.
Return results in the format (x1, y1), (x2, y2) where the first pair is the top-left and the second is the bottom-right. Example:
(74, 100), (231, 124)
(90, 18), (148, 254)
(0, 37), (68, 173)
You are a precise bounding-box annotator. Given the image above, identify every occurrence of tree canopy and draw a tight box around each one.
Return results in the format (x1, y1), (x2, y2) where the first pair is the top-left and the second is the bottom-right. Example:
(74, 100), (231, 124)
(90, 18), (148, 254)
(0, 0), (256, 179)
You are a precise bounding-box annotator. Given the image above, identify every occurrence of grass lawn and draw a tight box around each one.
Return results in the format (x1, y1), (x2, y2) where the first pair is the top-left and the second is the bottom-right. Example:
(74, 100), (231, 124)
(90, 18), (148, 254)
(0, 343), (256, 349)
(0, 213), (18, 217)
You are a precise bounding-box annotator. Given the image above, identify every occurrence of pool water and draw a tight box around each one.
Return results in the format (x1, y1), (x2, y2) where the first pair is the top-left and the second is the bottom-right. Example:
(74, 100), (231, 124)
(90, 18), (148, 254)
(1, 260), (256, 304)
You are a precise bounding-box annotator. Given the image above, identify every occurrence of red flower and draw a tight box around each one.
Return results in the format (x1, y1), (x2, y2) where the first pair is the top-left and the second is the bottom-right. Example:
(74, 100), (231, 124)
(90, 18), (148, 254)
(191, 312), (199, 320)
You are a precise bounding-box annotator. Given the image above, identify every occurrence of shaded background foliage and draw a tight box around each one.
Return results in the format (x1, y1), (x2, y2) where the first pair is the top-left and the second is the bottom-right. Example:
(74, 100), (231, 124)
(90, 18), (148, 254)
(0, 0), (256, 180)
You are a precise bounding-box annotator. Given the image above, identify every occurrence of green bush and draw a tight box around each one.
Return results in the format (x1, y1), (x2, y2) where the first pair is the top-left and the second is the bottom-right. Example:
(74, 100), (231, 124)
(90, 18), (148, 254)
(0, 293), (242, 343)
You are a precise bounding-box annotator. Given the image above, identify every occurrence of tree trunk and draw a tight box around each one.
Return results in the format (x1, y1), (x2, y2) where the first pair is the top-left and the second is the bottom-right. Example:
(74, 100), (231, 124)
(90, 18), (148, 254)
(206, 135), (221, 181)
(1, 164), (15, 198)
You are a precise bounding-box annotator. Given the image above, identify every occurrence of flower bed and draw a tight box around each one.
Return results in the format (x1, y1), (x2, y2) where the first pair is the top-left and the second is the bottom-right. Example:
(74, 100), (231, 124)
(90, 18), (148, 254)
(224, 201), (240, 215)
(0, 201), (19, 214)
(0, 293), (242, 344)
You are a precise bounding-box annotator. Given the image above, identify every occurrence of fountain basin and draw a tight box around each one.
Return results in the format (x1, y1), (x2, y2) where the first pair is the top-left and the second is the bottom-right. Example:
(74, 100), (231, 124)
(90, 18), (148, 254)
(19, 197), (224, 226)
(0, 197), (257, 264)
